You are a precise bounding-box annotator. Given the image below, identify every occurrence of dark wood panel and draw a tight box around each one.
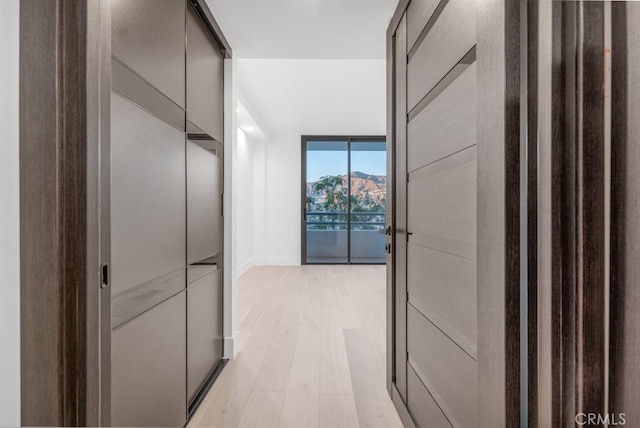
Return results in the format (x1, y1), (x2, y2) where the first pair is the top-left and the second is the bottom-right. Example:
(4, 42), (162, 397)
(575, 2), (606, 418)
(476, 0), (521, 425)
(393, 15), (409, 401)
(111, 292), (187, 427)
(19, 0), (109, 425)
(406, 0), (439, 52)
(610, 2), (640, 426)
(407, 244), (476, 358)
(407, 0), (476, 111)
(187, 4), (225, 143)
(525, 1), (539, 426)
(407, 145), (477, 260)
(407, 364), (452, 428)
(407, 305), (477, 427)
(111, 92), (186, 296)
(407, 62), (476, 172)
(111, 0), (186, 107)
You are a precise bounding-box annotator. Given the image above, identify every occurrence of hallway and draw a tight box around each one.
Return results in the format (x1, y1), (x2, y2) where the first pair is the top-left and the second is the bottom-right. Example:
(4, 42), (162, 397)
(189, 265), (401, 428)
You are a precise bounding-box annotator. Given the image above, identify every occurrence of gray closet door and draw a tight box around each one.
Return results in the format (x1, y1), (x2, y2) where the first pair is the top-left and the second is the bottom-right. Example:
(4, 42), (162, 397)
(187, 141), (223, 265)
(185, 3), (226, 411)
(187, 5), (225, 143)
(111, 93), (186, 317)
(111, 293), (187, 427)
(111, 0), (186, 108)
(110, 0), (188, 426)
(396, 0), (478, 426)
(187, 269), (224, 402)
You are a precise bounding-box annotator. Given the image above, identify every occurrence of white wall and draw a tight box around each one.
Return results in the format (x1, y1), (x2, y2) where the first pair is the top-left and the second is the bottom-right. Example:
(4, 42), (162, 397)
(237, 59), (386, 265)
(0, 0), (21, 425)
(252, 140), (267, 266)
(236, 129), (255, 274)
(235, 126), (268, 276)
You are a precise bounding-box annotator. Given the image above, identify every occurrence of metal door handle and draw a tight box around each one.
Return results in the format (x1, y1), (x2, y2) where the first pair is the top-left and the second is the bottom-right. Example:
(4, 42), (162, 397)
(378, 226), (392, 235)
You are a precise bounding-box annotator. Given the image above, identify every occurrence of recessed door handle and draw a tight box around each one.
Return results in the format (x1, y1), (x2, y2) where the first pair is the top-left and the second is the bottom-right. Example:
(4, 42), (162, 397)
(101, 264), (109, 289)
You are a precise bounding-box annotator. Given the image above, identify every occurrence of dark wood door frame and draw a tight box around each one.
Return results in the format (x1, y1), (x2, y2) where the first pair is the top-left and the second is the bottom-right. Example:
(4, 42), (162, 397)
(20, 0), (111, 425)
(609, 3), (640, 427)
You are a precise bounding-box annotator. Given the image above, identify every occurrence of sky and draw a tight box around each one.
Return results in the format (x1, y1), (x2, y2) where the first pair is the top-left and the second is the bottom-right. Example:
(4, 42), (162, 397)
(306, 150), (387, 182)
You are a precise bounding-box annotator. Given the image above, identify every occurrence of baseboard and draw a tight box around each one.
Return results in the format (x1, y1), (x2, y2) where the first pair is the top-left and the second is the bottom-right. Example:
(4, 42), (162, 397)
(264, 257), (299, 266)
(223, 331), (240, 359)
(236, 259), (255, 277)
(252, 257), (266, 266)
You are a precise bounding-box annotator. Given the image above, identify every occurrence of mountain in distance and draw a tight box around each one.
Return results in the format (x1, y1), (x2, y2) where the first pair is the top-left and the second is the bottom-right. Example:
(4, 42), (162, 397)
(307, 171), (387, 208)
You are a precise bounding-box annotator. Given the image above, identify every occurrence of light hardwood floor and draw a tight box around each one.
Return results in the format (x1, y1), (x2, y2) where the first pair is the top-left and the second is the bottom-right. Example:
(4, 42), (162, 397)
(189, 265), (402, 428)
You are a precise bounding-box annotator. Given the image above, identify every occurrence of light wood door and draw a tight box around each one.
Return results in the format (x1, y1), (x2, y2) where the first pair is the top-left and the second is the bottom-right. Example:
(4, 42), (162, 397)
(393, 0), (478, 426)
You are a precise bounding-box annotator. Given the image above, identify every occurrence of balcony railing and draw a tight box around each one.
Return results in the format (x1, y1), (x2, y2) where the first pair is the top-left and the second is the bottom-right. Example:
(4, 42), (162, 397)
(305, 211), (386, 263)
(305, 211), (386, 230)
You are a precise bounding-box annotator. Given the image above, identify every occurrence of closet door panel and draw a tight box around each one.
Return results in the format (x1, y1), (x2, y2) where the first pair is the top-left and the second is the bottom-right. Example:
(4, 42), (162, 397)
(111, 93), (186, 297)
(187, 141), (222, 265)
(111, 0), (186, 107)
(187, 6), (225, 142)
(111, 293), (187, 427)
(407, 0), (476, 111)
(187, 270), (223, 402)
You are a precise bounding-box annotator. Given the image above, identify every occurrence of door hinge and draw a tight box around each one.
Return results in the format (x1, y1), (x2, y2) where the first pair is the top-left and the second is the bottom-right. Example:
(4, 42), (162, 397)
(221, 192), (224, 217)
(100, 264), (109, 289)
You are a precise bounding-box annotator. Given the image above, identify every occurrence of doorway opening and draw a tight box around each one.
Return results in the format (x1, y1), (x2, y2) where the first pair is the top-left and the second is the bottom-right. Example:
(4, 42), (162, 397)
(301, 136), (387, 265)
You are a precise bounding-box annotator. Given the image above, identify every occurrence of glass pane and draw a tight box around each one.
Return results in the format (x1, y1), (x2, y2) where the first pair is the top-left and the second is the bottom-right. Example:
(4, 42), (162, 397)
(305, 141), (349, 263)
(349, 141), (387, 264)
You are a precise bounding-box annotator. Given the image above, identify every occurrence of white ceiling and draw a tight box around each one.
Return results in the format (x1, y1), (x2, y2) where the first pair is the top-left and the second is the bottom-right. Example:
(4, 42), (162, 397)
(236, 59), (386, 136)
(205, 0), (399, 59)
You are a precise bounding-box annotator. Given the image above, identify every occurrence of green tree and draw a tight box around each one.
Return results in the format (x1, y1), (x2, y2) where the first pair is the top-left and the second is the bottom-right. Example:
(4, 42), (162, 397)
(306, 195), (316, 210)
(312, 175), (347, 211)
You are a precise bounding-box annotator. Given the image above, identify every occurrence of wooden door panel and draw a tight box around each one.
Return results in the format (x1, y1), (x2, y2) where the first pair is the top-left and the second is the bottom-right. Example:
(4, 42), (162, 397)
(407, 305), (477, 427)
(407, 364), (452, 428)
(407, 243), (477, 358)
(407, 63), (477, 173)
(407, 0), (476, 111)
(407, 146), (477, 260)
(406, 0), (440, 52)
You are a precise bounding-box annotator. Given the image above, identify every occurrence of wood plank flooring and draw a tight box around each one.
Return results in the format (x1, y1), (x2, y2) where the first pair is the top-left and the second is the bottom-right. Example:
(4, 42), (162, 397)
(188, 265), (402, 428)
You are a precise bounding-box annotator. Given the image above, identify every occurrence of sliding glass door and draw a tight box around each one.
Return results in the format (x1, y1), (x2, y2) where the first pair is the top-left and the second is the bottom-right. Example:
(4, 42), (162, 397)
(302, 136), (387, 264)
